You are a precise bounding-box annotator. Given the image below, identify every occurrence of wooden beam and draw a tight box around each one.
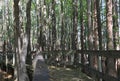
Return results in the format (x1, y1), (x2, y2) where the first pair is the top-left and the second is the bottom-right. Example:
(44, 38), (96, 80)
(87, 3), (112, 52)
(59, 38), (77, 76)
(42, 50), (120, 58)
(79, 63), (120, 81)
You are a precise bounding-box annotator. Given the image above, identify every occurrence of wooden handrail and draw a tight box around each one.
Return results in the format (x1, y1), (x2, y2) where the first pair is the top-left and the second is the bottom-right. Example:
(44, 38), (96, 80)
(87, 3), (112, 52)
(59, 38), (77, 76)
(40, 50), (120, 58)
(79, 63), (120, 81)
(1, 50), (120, 80)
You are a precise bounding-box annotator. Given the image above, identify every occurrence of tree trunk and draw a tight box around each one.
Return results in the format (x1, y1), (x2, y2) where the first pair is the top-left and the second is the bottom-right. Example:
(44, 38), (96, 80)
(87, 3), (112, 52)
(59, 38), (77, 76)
(96, 0), (102, 80)
(26, 0), (32, 65)
(80, 0), (86, 72)
(112, 0), (120, 78)
(87, 0), (94, 73)
(87, 0), (93, 50)
(106, 0), (117, 77)
(112, 0), (119, 50)
(19, 35), (29, 81)
(51, 0), (56, 50)
(93, 0), (98, 70)
(72, 0), (78, 66)
(13, 0), (20, 80)
(25, 0), (32, 80)
(60, 0), (65, 65)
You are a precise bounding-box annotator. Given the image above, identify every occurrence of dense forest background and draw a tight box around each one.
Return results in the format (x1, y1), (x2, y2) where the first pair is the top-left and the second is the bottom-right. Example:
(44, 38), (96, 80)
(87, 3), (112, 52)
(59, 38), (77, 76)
(0, 0), (120, 81)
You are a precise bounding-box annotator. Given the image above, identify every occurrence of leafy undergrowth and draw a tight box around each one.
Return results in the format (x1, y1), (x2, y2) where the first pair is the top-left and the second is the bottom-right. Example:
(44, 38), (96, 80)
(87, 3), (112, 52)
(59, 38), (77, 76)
(49, 66), (93, 81)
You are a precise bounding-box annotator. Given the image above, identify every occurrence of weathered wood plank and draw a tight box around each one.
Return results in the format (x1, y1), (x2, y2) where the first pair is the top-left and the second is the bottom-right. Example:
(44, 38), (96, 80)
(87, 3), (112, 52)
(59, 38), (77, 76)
(41, 50), (120, 58)
(0, 50), (120, 58)
(33, 54), (50, 81)
(77, 50), (120, 58)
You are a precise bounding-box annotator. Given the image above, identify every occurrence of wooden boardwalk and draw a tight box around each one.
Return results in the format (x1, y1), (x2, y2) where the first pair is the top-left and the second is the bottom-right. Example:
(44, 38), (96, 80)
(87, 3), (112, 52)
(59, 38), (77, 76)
(32, 55), (50, 81)
(32, 59), (93, 81)
(33, 54), (50, 81)
(1, 50), (120, 81)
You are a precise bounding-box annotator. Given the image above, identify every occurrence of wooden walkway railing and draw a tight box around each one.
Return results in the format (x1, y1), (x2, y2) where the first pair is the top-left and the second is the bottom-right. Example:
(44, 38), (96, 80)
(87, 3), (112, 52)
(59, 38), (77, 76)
(1, 50), (120, 81)
(42, 50), (120, 81)
(42, 50), (120, 58)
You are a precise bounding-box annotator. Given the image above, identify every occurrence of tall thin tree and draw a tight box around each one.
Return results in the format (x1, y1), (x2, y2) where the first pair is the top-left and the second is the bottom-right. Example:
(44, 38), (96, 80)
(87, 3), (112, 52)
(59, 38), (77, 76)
(106, 0), (117, 77)
(96, 0), (102, 80)
(25, 0), (32, 80)
(13, 0), (20, 80)
(72, 0), (78, 65)
(51, 0), (56, 50)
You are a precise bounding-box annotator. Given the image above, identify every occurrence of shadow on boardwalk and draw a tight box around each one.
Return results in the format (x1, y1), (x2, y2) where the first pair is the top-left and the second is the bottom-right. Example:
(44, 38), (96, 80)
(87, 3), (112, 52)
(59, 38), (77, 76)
(49, 66), (93, 81)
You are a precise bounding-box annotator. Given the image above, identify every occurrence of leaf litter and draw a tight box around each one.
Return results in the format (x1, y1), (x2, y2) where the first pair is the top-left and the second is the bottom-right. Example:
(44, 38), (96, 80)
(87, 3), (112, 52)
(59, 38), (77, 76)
(49, 66), (93, 81)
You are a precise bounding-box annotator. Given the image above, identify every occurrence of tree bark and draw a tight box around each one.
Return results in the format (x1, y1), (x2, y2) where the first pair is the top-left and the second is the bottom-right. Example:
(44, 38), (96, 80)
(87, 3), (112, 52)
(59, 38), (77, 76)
(26, 0), (32, 65)
(25, 0), (32, 80)
(106, 0), (117, 77)
(72, 0), (78, 65)
(112, 0), (120, 78)
(96, 0), (102, 80)
(13, 0), (20, 81)
(60, 0), (66, 65)
(87, 0), (94, 72)
(19, 35), (29, 81)
(93, 0), (98, 70)
(51, 0), (56, 50)
(80, 0), (86, 72)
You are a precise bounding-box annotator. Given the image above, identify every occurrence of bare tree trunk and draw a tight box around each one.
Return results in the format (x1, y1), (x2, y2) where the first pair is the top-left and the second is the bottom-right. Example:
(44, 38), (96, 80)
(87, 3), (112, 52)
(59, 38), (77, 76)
(112, 0), (119, 50)
(96, 0), (102, 80)
(13, 0), (30, 81)
(60, 0), (65, 65)
(93, 0), (98, 70)
(13, 0), (20, 80)
(87, 0), (93, 50)
(19, 35), (29, 81)
(26, 0), (32, 65)
(112, 0), (120, 78)
(106, 0), (117, 77)
(51, 0), (56, 50)
(87, 0), (94, 74)
(25, 0), (32, 80)
(72, 0), (78, 66)
(80, 0), (86, 72)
